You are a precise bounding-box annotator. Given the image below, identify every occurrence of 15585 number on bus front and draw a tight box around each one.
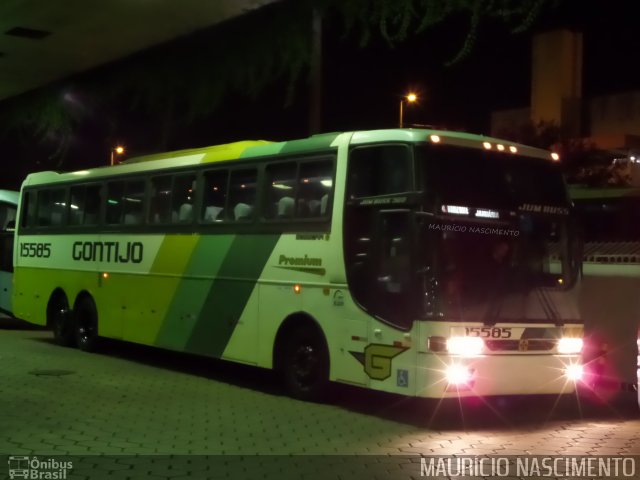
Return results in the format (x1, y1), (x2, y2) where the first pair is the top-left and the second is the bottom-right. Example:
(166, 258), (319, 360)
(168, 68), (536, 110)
(465, 327), (512, 338)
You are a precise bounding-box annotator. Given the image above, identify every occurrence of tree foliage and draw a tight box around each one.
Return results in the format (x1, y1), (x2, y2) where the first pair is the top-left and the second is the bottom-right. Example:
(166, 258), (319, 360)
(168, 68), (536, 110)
(0, 0), (559, 159)
(494, 119), (633, 187)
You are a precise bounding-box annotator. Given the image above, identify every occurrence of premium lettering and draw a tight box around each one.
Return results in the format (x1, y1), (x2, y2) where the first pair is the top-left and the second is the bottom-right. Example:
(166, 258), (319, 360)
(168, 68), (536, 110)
(278, 254), (322, 267)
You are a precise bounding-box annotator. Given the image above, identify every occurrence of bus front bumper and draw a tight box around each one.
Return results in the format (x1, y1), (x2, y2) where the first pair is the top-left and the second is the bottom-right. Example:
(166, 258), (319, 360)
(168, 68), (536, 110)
(416, 352), (583, 398)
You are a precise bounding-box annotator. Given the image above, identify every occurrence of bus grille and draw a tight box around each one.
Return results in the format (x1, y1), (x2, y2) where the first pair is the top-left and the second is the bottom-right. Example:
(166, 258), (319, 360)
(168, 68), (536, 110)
(485, 339), (556, 352)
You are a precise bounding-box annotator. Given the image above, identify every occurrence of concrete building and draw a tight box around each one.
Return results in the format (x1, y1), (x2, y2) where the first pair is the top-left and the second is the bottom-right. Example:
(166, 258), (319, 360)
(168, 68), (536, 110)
(491, 29), (640, 155)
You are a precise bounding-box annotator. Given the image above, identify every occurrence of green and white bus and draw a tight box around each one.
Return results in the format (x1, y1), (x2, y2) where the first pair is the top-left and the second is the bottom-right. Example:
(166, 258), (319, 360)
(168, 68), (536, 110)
(13, 129), (584, 400)
(0, 189), (19, 315)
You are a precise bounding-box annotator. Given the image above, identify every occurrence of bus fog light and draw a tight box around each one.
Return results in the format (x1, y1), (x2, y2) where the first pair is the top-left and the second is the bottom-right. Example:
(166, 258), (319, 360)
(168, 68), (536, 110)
(564, 364), (584, 381)
(558, 337), (583, 354)
(445, 364), (473, 385)
(446, 336), (483, 356)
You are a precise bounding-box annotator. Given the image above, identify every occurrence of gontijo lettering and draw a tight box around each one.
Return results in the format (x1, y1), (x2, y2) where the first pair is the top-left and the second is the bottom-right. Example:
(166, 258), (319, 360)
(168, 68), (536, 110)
(72, 241), (143, 263)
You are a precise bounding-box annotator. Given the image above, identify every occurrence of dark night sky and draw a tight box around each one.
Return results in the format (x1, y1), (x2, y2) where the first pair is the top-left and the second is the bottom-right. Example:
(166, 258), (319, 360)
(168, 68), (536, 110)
(1, 0), (640, 190)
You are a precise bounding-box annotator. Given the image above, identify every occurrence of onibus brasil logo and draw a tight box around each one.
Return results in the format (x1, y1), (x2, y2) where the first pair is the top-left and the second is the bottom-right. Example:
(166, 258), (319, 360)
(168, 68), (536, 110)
(7, 456), (72, 479)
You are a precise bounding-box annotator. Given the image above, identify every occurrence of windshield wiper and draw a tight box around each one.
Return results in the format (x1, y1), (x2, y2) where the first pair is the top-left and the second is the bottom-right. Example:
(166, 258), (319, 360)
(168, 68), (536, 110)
(535, 288), (563, 326)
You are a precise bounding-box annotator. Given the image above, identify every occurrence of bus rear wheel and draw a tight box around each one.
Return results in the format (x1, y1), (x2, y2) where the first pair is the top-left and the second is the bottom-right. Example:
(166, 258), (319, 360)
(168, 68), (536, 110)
(280, 324), (329, 402)
(74, 296), (99, 352)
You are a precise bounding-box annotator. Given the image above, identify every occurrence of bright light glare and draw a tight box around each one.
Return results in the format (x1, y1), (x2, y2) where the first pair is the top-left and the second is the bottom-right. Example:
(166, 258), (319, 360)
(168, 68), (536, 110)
(442, 205), (469, 215)
(320, 179), (333, 187)
(497, 144), (505, 151)
(406, 93), (417, 102)
(115, 146), (125, 155)
(430, 135), (441, 143)
(445, 364), (472, 385)
(551, 152), (560, 161)
(483, 142), (492, 149)
(446, 336), (483, 356)
(558, 337), (583, 354)
(509, 146), (518, 153)
(564, 364), (584, 381)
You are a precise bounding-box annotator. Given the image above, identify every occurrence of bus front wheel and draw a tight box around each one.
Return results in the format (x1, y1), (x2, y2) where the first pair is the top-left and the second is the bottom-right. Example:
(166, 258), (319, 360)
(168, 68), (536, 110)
(280, 324), (329, 402)
(74, 296), (99, 352)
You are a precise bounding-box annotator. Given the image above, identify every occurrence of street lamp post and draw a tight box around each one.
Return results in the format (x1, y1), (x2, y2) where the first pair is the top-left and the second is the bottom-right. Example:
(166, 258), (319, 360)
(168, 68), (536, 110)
(399, 93), (417, 128)
(110, 145), (125, 166)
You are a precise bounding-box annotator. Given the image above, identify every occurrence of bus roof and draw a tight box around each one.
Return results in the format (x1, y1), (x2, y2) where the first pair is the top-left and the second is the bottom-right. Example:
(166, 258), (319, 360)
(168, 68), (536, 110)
(21, 128), (556, 187)
(0, 189), (19, 204)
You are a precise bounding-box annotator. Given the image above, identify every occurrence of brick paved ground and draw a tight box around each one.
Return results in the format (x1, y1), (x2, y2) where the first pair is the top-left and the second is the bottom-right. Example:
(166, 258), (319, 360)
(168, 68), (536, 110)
(1, 317), (638, 479)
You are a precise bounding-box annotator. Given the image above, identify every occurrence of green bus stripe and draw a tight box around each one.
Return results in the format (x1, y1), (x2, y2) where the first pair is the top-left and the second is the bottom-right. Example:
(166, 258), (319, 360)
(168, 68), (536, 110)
(154, 235), (235, 350)
(185, 234), (280, 356)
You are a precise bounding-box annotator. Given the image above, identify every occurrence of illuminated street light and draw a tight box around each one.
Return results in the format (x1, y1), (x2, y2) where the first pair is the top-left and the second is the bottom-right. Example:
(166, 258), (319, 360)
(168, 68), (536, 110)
(110, 145), (125, 166)
(399, 93), (418, 128)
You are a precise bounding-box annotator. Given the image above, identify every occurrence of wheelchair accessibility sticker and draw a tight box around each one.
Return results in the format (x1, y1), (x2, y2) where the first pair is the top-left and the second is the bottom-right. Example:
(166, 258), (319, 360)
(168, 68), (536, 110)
(397, 368), (409, 388)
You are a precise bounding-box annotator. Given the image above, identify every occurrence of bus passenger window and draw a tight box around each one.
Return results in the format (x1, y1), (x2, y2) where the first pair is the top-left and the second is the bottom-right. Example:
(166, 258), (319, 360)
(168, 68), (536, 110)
(123, 181), (145, 225)
(69, 187), (84, 225)
(149, 176), (173, 224)
(106, 182), (124, 224)
(298, 160), (333, 218)
(172, 174), (196, 224)
(84, 186), (101, 225)
(37, 189), (66, 227)
(107, 180), (144, 225)
(265, 163), (297, 219)
(348, 145), (412, 198)
(20, 191), (36, 228)
(202, 170), (228, 222)
(228, 169), (257, 221)
(0, 203), (16, 231)
(69, 185), (101, 226)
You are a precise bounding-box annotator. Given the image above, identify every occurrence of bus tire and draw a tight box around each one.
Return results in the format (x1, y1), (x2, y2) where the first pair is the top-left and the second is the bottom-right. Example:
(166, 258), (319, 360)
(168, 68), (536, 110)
(280, 323), (329, 402)
(48, 294), (74, 347)
(74, 296), (99, 352)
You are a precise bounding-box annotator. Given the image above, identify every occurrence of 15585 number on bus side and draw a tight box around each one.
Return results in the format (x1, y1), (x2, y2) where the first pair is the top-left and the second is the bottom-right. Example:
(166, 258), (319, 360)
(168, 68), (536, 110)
(20, 242), (52, 258)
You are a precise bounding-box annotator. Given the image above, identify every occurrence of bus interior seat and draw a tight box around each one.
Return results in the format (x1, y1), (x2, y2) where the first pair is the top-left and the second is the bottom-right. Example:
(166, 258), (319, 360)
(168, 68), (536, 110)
(204, 205), (223, 222)
(277, 196), (294, 218)
(307, 199), (321, 216)
(178, 203), (193, 223)
(234, 203), (253, 220)
(51, 211), (63, 226)
(124, 212), (142, 225)
(70, 210), (83, 225)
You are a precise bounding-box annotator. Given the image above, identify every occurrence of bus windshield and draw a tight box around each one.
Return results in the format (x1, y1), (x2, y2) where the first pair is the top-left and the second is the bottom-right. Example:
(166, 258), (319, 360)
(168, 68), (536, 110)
(423, 146), (568, 209)
(417, 145), (580, 325)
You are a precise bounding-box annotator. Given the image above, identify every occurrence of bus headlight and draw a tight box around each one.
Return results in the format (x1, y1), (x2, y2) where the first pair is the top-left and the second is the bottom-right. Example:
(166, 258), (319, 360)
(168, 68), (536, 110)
(446, 336), (483, 356)
(445, 364), (473, 385)
(557, 337), (583, 354)
(564, 364), (584, 381)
